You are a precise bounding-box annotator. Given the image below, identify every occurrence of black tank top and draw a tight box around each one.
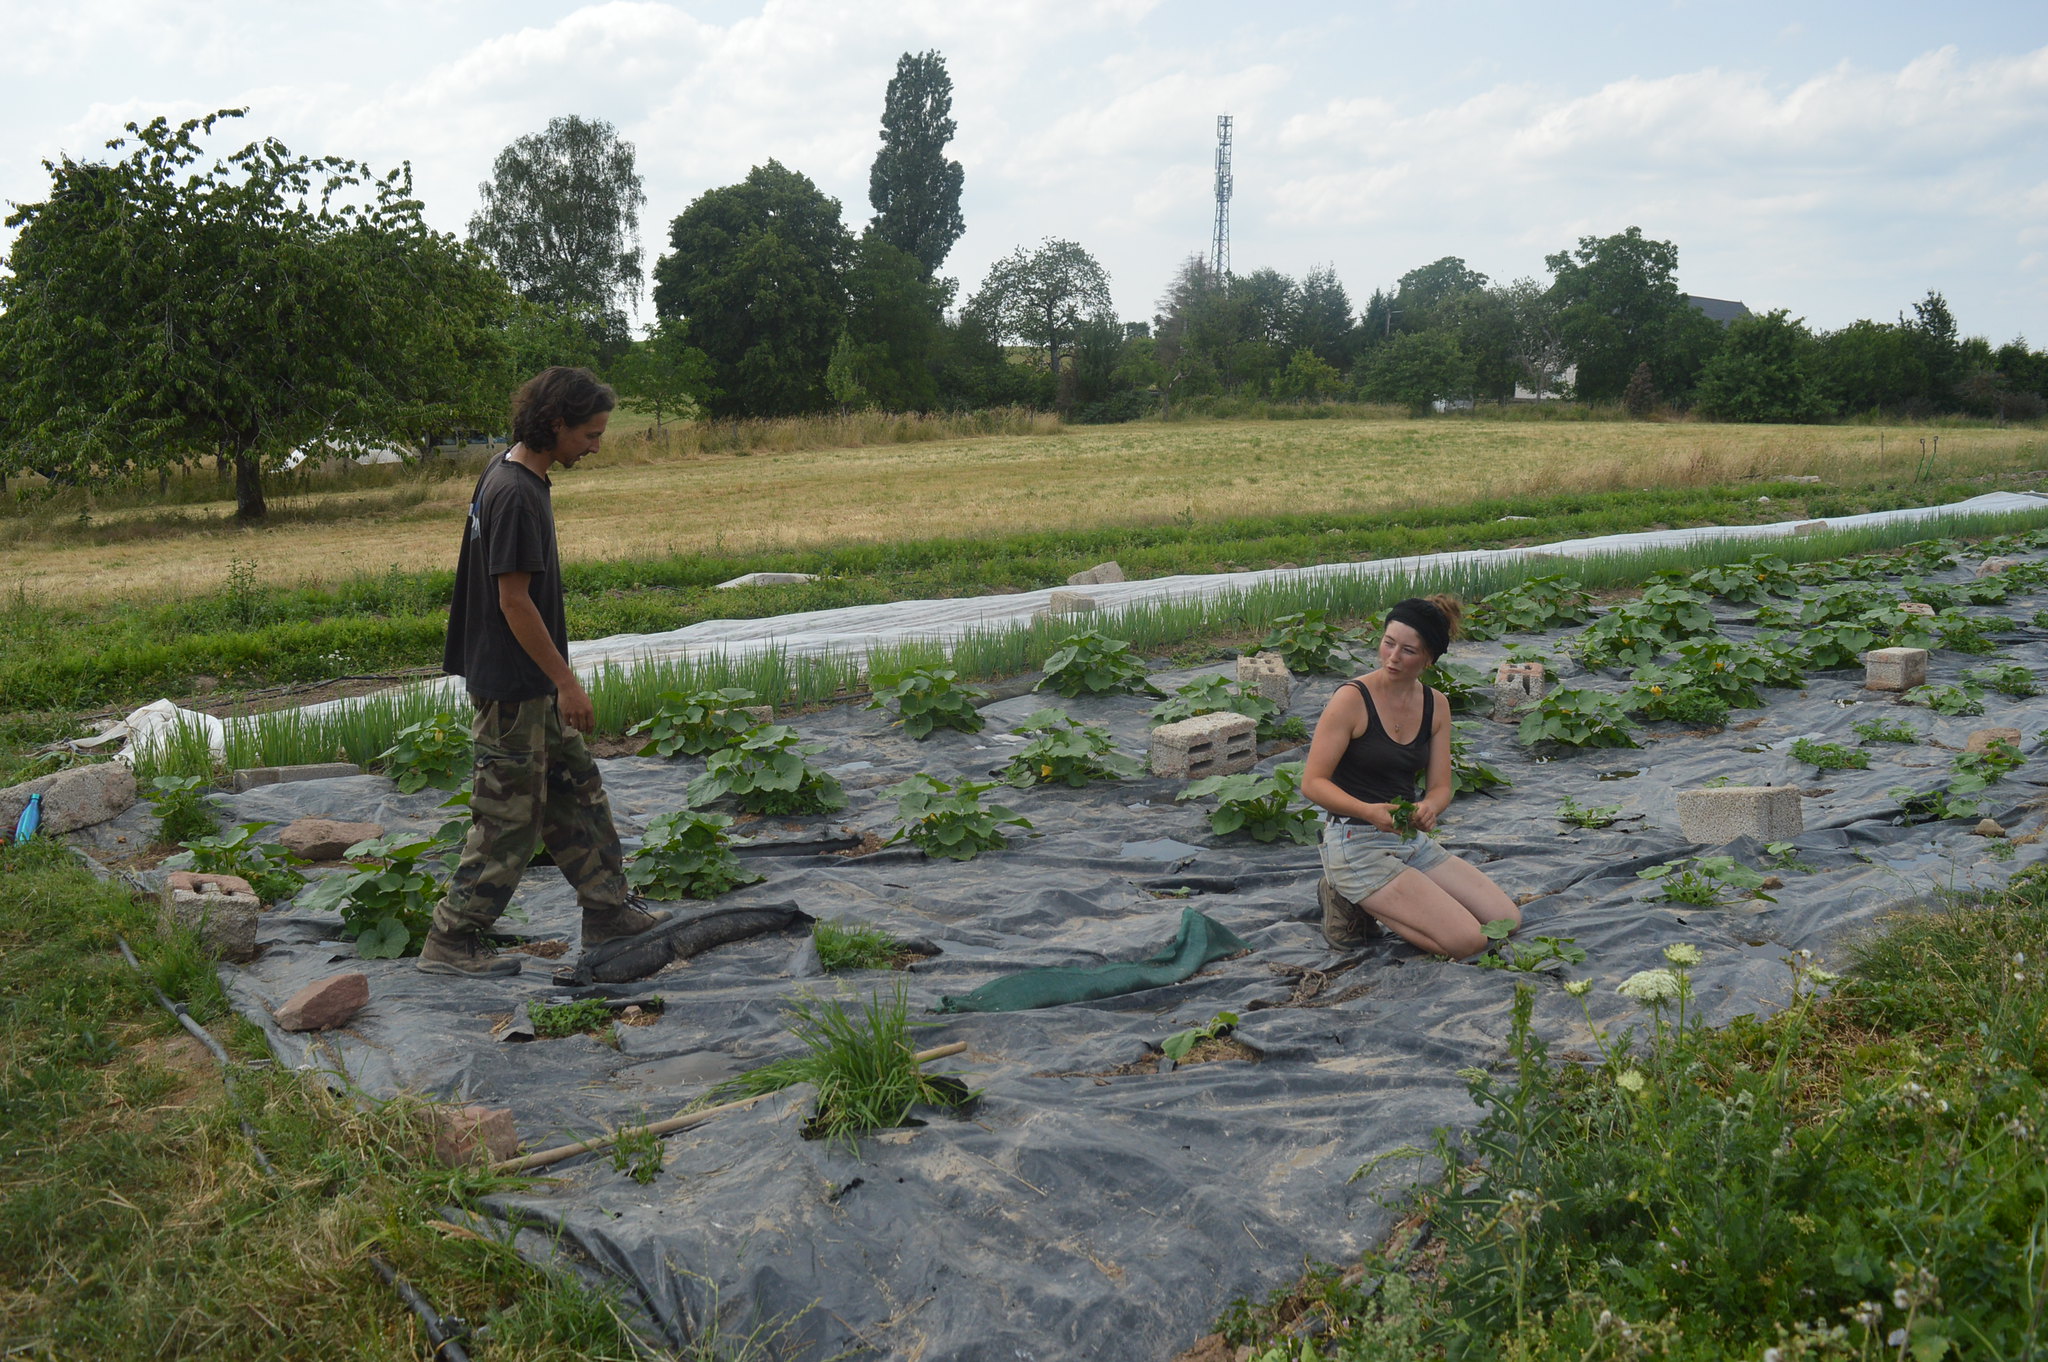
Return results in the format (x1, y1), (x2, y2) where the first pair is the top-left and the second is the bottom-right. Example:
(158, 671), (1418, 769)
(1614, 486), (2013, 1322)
(1330, 679), (1434, 808)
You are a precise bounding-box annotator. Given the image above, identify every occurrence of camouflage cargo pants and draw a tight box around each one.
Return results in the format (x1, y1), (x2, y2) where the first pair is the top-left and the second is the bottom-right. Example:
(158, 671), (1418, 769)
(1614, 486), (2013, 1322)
(432, 693), (627, 935)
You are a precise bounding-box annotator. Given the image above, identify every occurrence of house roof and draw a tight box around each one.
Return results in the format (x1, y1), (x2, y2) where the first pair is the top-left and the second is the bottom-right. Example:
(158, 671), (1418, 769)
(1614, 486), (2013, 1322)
(1686, 295), (1751, 325)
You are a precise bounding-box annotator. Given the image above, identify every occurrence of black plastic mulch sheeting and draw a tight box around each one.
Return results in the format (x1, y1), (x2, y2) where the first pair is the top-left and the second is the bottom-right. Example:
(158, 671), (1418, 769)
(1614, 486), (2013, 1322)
(74, 546), (2048, 1362)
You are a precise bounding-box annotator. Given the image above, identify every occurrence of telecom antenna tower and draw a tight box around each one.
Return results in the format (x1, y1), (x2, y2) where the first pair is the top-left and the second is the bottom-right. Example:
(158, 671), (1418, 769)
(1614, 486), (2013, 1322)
(1210, 114), (1233, 284)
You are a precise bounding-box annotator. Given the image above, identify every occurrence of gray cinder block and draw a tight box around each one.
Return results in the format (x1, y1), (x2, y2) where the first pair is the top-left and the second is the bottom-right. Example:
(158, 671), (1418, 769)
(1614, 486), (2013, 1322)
(1490, 661), (1550, 723)
(1045, 591), (1098, 616)
(1150, 712), (1258, 780)
(1235, 652), (1292, 709)
(1676, 785), (1803, 845)
(159, 883), (262, 962)
(1862, 648), (1928, 693)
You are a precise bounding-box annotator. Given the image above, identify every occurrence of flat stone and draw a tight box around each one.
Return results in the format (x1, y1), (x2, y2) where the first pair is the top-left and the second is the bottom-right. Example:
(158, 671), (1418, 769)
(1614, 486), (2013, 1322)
(159, 884), (262, 963)
(1066, 561), (1125, 587)
(1676, 785), (1803, 845)
(1976, 558), (2021, 577)
(1965, 728), (2023, 754)
(230, 762), (362, 793)
(714, 571), (816, 589)
(276, 818), (385, 861)
(1899, 601), (1935, 616)
(1862, 647), (1928, 693)
(1792, 521), (1829, 535)
(0, 762), (138, 835)
(1150, 712), (1258, 780)
(1235, 651), (1292, 708)
(432, 1104), (520, 1166)
(1975, 818), (2008, 838)
(274, 972), (369, 1032)
(1490, 661), (1550, 722)
(1045, 590), (1098, 616)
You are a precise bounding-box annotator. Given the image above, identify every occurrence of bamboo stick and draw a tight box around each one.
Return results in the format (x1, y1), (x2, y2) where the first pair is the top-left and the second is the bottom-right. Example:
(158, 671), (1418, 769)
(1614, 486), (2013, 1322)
(489, 1041), (969, 1175)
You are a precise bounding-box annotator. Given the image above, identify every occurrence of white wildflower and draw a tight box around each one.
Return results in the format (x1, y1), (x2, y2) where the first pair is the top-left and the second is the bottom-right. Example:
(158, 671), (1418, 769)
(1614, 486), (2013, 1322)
(2015, 952), (2027, 966)
(1617, 1069), (1648, 1094)
(1663, 942), (1702, 967)
(1564, 979), (1593, 997)
(1763, 1349), (1783, 1362)
(1806, 967), (1841, 985)
(1893, 1289), (1911, 1310)
(1889, 1328), (1909, 1347)
(1617, 968), (1682, 1004)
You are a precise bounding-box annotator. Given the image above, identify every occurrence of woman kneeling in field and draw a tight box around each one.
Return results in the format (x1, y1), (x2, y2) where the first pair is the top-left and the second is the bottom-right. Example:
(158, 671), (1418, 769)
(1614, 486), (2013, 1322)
(1300, 595), (1520, 957)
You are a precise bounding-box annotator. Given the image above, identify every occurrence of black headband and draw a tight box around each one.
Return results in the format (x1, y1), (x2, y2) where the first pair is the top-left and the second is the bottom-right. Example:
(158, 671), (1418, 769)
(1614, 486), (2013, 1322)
(1385, 598), (1451, 660)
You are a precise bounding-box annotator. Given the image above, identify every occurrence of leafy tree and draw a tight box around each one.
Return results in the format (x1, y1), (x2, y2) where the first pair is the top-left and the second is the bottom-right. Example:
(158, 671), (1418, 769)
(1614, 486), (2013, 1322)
(1622, 361), (1660, 417)
(868, 50), (966, 278)
(610, 320), (718, 428)
(0, 109), (510, 518)
(967, 238), (1113, 377)
(1284, 264), (1358, 369)
(840, 233), (946, 410)
(652, 161), (852, 417)
(1436, 286), (1523, 402)
(1693, 309), (1829, 423)
(1272, 349), (1346, 403)
(1358, 330), (1474, 413)
(1908, 289), (1962, 400)
(1396, 256), (1489, 318)
(467, 115), (646, 363)
(1814, 319), (1932, 414)
(1545, 226), (1718, 402)
(1502, 277), (1568, 397)
(929, 309), (1049, 410)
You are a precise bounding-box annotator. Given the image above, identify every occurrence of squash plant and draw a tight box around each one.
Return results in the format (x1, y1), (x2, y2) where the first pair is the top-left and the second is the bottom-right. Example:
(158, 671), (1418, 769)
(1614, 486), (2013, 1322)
(1037, 628), (1159, 698)
(1518, 687), (1639, 750)
(1002, 709), (1143, 788)
(867, 666), (987, 739)
(882, 773), (1031, 861)
(1178, 761), (1320, 844)
(686, 725), (846, 814)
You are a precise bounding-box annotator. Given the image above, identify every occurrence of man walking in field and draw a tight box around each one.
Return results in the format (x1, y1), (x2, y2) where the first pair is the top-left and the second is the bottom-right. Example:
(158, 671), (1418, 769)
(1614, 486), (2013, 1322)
(418, 366), (673, 978)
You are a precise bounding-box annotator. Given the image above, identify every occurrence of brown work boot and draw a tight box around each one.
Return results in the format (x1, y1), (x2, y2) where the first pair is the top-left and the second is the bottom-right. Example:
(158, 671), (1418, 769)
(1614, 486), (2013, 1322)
(1319, 876), (1382, 951)
(415, 927), (524, 978)
(582, 896), (674, 946)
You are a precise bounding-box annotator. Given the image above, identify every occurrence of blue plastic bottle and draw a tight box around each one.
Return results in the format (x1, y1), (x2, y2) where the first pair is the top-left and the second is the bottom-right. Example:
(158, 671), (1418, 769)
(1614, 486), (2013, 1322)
(13, 792), (42, 843)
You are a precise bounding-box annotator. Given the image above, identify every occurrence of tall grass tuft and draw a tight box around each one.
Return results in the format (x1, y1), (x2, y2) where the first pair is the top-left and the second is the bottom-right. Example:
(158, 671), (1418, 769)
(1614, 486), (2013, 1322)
(702, 985), (965, 1147)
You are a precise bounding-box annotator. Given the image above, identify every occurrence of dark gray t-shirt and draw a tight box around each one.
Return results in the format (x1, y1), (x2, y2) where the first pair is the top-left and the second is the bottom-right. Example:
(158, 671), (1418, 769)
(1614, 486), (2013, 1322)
(443, 454), (566, 702)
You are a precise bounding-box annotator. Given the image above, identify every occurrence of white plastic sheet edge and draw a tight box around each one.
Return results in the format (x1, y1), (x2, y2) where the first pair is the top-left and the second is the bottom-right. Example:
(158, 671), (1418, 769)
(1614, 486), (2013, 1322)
(110, 491), (2048, 760)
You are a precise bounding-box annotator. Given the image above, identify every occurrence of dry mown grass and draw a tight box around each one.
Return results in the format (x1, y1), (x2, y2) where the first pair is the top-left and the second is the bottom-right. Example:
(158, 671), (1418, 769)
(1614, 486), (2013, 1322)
(5, 416), (2043, 605)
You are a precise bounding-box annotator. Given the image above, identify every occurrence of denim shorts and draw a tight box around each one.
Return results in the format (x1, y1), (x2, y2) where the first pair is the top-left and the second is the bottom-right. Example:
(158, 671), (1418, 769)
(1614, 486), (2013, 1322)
(1318, 819), (1452, 903)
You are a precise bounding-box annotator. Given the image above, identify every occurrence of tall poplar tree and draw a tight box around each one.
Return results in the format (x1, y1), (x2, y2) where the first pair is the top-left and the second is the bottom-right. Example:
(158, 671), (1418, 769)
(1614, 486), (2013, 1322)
(868, 50), (966, 279)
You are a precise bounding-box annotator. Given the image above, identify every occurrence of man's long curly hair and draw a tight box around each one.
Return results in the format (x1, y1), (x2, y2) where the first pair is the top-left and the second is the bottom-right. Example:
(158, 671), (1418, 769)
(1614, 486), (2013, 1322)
(511, 366), (615, 451)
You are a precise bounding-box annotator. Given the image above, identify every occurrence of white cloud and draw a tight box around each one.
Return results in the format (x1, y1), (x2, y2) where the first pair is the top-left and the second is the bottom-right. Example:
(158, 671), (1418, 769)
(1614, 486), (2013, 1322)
(2, 4), (2044, 341)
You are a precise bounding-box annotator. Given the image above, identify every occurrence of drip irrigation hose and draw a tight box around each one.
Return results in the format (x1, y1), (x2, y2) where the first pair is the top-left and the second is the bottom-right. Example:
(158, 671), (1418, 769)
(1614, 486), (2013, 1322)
(111, 929), (471, 1361)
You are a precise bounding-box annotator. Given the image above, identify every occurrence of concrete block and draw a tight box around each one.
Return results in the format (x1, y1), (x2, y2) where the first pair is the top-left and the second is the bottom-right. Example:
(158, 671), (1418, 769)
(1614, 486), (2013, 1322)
(1862, 647), (1928, 692)
(714, 571), (816, 589)
(1150, 712), (1258, 780)
(1066, 561), (1125, 586)
(1046, 590), (1098, 616)
(230, 762), (362, 793)
(432, 1104), (520, 1166)
(159, 883), (262, 963)
(274, 972), (369, 1032)
(1965, 727), (2023, 754)
(1490, 661), (1550, 723)
(167, 869), (255, 897)
(720, 704), (774, 726)
(1899, 601), (1935, 617)
(0, 762), (137, 835)
(1976, 557), (2020, 577)
(277, 818), (385, 861)
(1676, 785), (1804, 845)
(1235, 652), (1292, 709)
(1792, 521), (1828, 535)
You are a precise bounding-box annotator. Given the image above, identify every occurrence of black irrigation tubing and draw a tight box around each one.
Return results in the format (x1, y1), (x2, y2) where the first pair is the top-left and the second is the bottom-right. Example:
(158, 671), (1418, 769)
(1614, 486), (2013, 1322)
(92, 857), (476, 1361)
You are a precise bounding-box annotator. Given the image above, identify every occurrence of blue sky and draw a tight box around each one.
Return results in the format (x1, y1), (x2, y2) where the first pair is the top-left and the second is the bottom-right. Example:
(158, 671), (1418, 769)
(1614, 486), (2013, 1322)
(5, 1), (2046, 343)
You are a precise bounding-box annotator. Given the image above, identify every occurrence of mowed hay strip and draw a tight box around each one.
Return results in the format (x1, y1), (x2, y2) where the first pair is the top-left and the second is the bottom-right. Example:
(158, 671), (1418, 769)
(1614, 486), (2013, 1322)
(4, 417), (2042, 605)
